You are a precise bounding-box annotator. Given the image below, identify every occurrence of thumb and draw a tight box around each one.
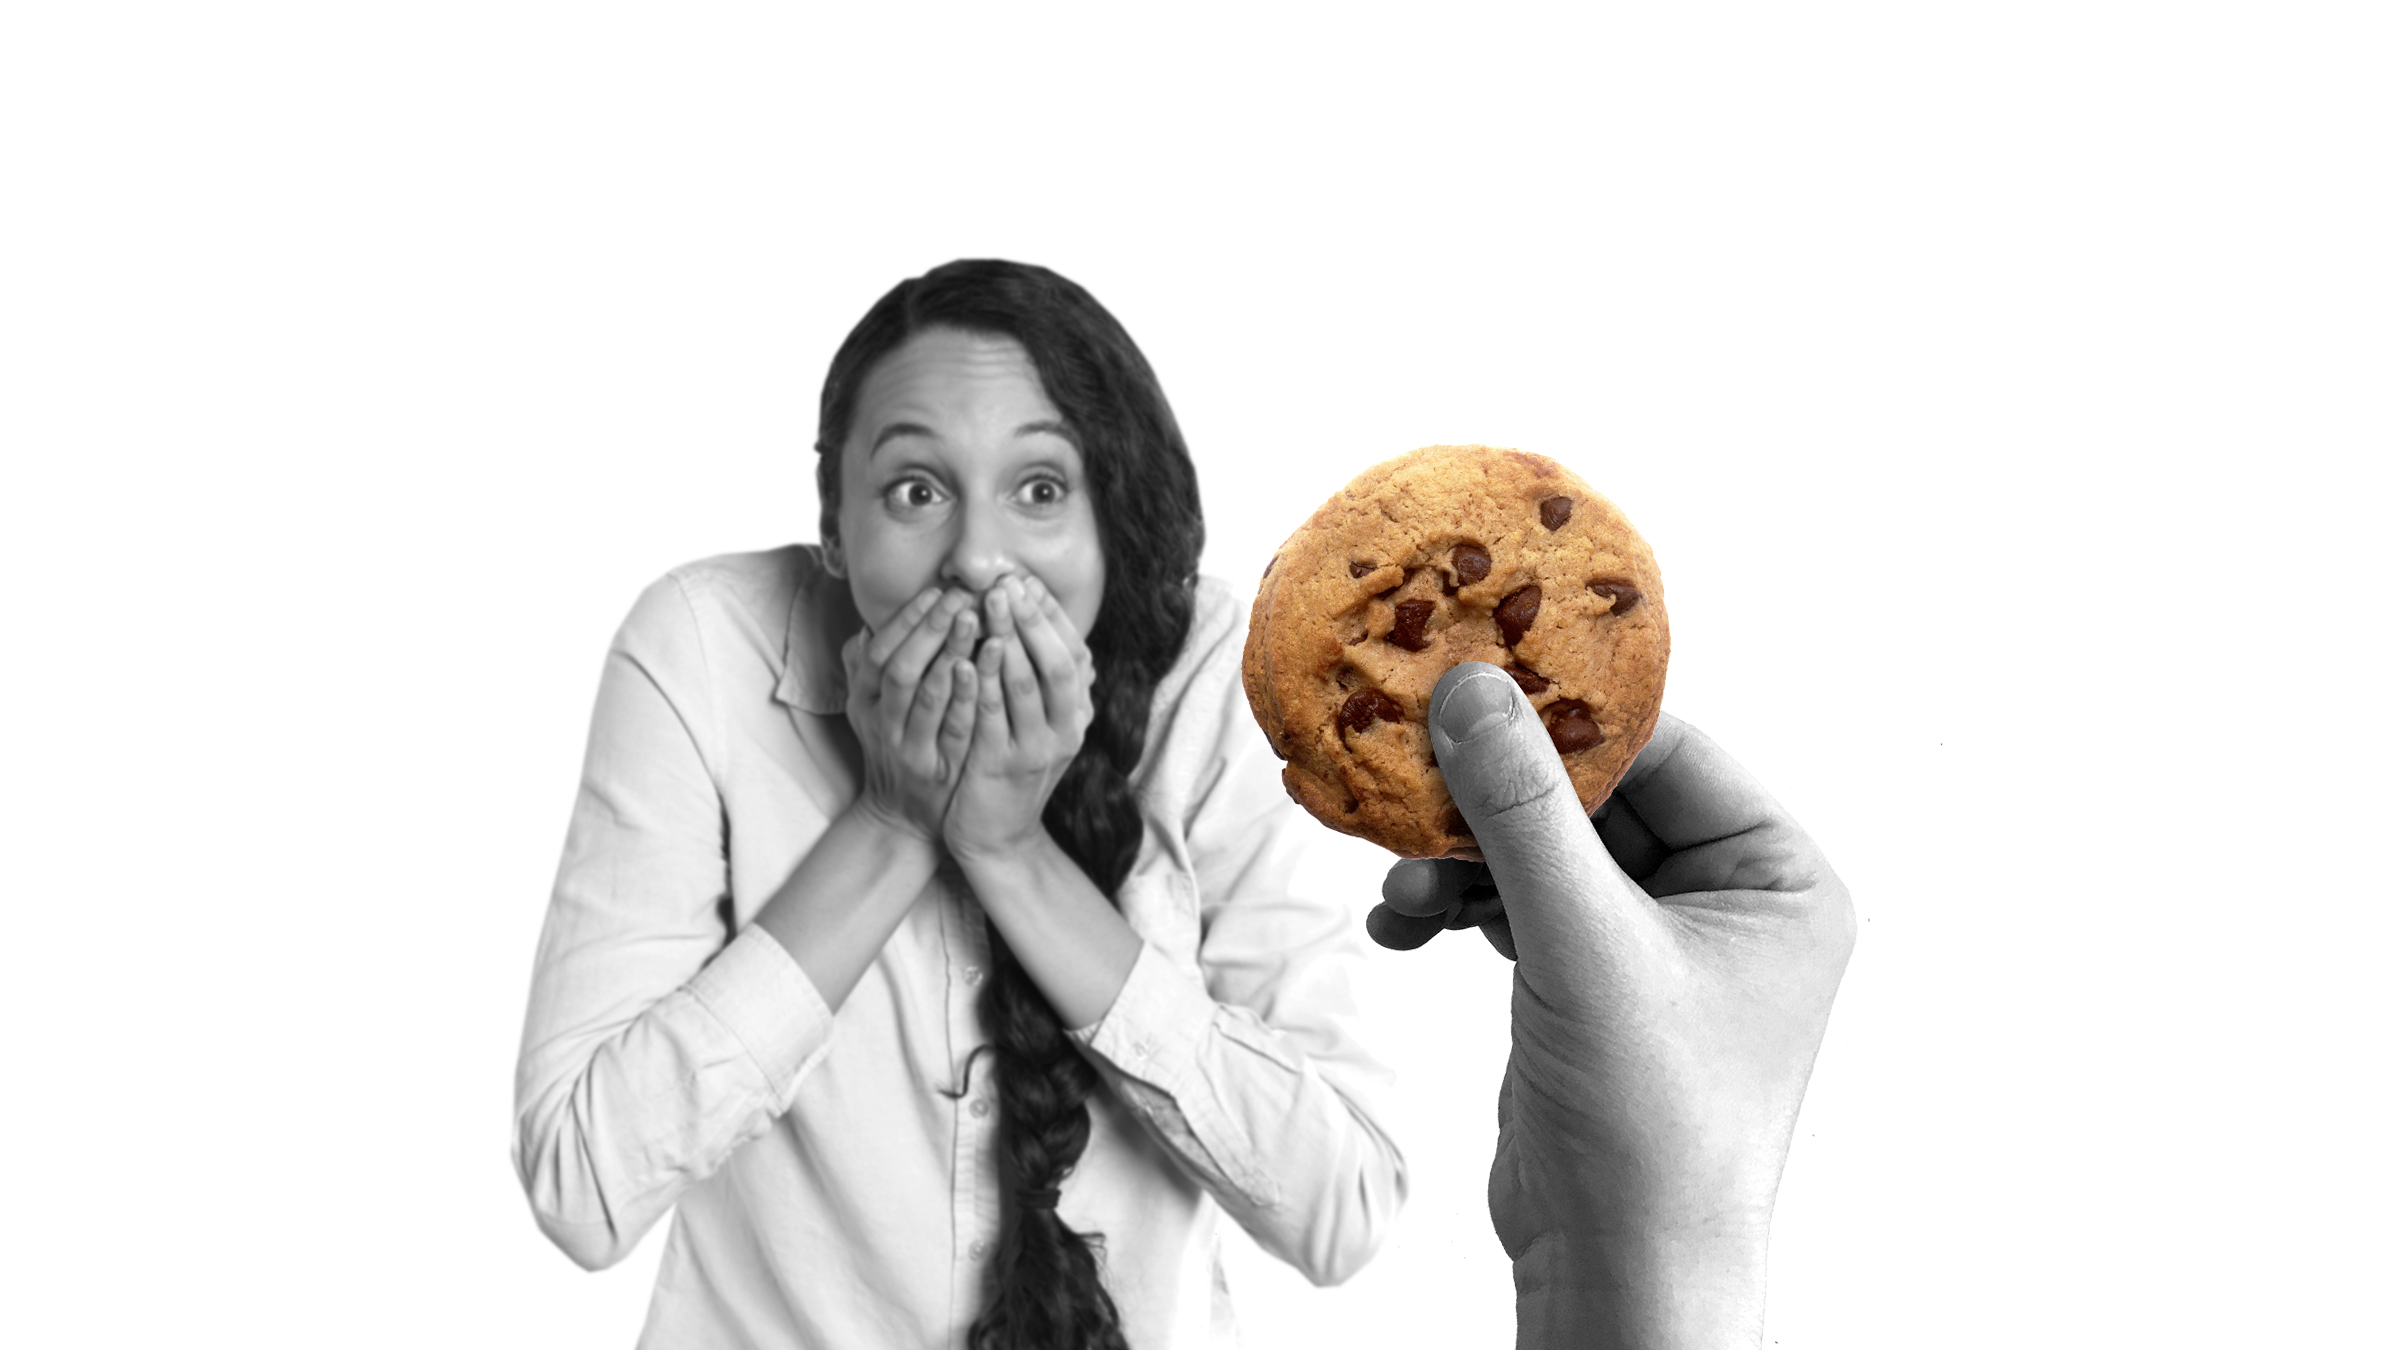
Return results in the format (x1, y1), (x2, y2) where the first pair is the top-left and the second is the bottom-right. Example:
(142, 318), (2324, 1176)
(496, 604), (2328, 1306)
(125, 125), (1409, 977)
(1428, 663), (1650, 986)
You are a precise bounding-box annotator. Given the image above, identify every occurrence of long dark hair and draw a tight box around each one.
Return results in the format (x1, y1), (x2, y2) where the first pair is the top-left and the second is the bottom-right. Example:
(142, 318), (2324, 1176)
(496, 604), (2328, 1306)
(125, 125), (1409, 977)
(815, 260), (1204, 1350)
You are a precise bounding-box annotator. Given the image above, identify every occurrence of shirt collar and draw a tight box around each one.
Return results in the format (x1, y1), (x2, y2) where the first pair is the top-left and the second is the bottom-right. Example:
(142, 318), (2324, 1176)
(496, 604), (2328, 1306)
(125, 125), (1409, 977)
(775, 544), (863, 716)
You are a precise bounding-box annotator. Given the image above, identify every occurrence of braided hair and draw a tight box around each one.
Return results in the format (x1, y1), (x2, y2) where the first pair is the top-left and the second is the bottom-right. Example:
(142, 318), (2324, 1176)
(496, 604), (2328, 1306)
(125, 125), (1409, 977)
(813, 260), (1205, 1350)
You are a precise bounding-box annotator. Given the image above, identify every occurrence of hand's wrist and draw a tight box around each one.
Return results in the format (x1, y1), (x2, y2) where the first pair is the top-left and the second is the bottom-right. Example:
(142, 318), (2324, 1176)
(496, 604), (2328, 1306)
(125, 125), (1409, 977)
(1512, 1214), (1772, 1350)
(944, 822), (1052, 876)
(848, 795), (944, 855)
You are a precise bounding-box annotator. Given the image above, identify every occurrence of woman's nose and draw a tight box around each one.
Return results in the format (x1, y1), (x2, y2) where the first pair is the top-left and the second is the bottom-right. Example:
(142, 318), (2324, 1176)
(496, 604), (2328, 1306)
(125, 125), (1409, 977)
(939, 501), (1015, 595)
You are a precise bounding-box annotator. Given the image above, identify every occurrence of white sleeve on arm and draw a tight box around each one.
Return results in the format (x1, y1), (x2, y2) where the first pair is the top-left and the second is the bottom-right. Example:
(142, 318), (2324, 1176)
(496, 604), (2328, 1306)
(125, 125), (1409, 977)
(1071, 649), (1408, 1287)
(512, 572), (835, 1271)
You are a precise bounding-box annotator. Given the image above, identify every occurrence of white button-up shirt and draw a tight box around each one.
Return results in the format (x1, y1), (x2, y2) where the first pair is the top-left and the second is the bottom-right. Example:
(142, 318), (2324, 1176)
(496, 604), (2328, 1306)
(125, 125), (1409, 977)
(514, 546), (1405, 1348)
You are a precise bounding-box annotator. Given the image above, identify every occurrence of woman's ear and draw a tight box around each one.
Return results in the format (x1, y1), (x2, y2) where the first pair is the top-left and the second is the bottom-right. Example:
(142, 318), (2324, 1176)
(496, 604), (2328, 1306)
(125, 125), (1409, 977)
(822, 535), (847, 578)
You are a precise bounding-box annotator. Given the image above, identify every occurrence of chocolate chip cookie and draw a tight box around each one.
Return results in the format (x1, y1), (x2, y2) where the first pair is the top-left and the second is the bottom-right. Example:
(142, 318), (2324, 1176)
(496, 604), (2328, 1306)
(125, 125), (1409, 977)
(1242, 445), (1670, 858)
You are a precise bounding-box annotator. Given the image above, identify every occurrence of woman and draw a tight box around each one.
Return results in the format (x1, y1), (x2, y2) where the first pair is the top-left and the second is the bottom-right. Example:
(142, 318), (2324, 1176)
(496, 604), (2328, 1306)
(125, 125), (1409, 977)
(514, 260), (1405, 1349)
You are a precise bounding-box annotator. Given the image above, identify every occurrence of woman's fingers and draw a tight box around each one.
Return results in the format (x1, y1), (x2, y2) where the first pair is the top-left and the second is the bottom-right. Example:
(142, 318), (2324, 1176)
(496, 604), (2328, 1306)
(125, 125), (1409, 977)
(997, 630), (1046, 741)
(935, 601), (981, 702)
(863, 586), (945, 668)
(840, 631), (870, 705)
(899, 647), (955, 768)
(898, 603), (977, 765)
(973, 581), (1045, 743)
(1047, 582), (1098, 691)
(877, 590), (973, 716)
(1011, 576), (1090, 730)
(980, 577), (1016, 640)
(970, 628), (1009, 760)
(937, 654), (977, 775)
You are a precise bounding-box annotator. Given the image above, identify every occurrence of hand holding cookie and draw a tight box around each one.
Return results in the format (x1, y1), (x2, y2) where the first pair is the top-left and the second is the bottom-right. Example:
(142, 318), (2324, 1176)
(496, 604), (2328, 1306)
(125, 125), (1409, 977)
(1379, 667), (1856, 1348)
(942, 574), (1096, 862)
(1243, 445), (1669, 859)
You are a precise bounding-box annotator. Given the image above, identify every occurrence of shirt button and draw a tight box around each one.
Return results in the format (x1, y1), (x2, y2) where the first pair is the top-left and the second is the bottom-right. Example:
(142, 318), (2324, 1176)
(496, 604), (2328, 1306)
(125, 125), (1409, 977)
(969, 1098), (991, 1119)
(969, 1239), (990, 1259)
(963, 965), (983, 985)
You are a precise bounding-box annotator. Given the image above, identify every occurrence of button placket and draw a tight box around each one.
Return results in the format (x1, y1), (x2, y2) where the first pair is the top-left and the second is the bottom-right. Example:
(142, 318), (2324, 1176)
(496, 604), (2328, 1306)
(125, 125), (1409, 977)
(942, 889), (1001, 1299)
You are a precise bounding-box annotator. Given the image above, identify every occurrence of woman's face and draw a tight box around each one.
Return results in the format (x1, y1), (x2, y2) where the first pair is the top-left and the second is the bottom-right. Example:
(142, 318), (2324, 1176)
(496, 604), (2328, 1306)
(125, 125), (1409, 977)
(834, 327), (1106, 637)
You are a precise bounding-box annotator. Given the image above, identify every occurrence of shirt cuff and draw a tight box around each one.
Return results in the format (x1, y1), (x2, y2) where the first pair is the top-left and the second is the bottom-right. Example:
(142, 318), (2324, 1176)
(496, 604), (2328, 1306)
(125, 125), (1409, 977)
(1069, 941), (1289, 1210)
(687, 924), (834, 1107)
(1070, 941), (1217, 1094)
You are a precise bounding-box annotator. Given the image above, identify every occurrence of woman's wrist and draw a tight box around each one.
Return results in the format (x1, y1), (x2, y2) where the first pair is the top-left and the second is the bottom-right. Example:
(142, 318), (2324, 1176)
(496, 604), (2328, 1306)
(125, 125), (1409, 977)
(752, 795), (949, 1010)
(945, 827), (1070, 913)
(850, 791), (944, 852)
(942, 823), (1046, 872)
(950, 831), (1141, 1029)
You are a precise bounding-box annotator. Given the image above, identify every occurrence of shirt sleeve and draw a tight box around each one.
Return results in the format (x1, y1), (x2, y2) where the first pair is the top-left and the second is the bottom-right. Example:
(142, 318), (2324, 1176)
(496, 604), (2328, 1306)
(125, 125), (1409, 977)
(1070, 618), (1408, 1288)
(511, 572), (836, 1272)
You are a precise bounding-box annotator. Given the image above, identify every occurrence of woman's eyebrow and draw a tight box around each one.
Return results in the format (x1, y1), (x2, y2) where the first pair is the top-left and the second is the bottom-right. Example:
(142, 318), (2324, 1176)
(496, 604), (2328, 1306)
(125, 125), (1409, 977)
(1013, 419), (1076, 443)
(869, 422), (937, 455)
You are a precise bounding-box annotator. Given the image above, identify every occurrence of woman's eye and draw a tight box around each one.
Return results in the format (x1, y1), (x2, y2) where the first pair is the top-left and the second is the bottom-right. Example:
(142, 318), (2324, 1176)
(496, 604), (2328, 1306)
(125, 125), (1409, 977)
(882, 478), (946, 511)
(1014, 477), (1068, 509)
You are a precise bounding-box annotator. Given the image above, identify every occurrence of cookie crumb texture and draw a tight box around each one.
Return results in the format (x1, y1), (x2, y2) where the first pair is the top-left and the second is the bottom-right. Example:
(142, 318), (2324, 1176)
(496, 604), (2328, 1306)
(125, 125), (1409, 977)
(1241, 445), (1670, 858)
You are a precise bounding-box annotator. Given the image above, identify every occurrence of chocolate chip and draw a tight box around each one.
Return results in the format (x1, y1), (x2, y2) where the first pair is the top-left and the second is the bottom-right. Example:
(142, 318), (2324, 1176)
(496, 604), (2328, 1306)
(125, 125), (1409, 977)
(1587, 579), (1642, 613)
(1339, 688), (1405, 735)
(1449, 542), (1491, 587)
(1504, 662), (1550, 695)
(1349, 560), (1375, 578)
(1540, 496), (1574, 531)
(1543, 699), (1603, 753)
(1262, 555), (1277, 578)
(1495, 585), (1542, 646)
(1386, 599), (1434, 651)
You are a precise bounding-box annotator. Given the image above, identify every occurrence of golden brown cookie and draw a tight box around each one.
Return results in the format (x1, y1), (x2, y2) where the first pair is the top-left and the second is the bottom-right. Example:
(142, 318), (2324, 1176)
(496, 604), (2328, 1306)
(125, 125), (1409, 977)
(1242, 445), (1670, 858)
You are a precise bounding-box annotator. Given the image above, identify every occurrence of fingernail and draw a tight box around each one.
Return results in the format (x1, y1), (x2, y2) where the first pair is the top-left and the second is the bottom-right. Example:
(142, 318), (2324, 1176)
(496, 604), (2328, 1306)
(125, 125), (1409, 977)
(1434, 667), (1518, 744)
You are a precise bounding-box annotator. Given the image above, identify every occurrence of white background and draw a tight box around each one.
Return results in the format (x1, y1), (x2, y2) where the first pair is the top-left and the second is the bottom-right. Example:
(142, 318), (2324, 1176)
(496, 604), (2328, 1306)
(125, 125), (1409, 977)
(4, 3), (2393, 1346)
